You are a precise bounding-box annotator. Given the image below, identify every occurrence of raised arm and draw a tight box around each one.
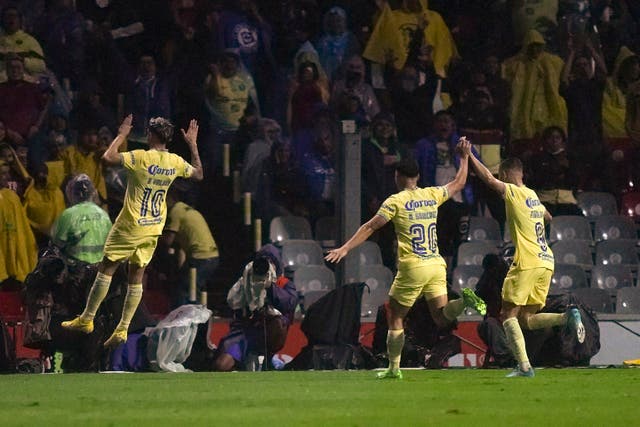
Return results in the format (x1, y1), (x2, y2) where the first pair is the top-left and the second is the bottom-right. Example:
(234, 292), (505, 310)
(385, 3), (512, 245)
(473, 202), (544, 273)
(444, 137), (470, 197)
(325, 214), (388, 264)
(464, 141), (506, 196)
(102, 114), (132, 166)
(181, 119), (203, 181)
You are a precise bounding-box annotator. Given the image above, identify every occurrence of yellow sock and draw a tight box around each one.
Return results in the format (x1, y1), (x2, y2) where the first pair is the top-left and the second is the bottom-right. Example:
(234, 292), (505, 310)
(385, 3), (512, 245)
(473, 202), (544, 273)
(387, 329), (405, 371)
(442, 298), (465, 322)
(523, 313), (566, 330)
(80, 272), (112, 321)
(503, 317), (531, 371)
(117, 283), (143, 331)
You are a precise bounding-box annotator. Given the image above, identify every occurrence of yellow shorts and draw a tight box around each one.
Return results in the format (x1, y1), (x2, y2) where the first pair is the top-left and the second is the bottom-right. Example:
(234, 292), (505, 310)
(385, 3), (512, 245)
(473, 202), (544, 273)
(103, 228), (159, 267)
(389, 264), (447, 307)
(502, 266), (553, 308)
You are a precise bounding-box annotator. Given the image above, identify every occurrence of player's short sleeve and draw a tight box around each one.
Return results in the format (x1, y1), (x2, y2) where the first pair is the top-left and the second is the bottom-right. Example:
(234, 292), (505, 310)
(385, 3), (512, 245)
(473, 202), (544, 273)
(175, 155), (194, 178)
(376, 195), (397, 221)
(434, 186), (449, 205)
(504, 183), (516, 203)
(121, 150), (146, 171)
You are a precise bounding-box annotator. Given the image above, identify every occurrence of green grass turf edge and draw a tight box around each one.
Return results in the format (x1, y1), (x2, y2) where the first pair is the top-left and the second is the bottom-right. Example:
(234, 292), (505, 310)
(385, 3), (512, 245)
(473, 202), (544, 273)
(0, 369), (637, 427)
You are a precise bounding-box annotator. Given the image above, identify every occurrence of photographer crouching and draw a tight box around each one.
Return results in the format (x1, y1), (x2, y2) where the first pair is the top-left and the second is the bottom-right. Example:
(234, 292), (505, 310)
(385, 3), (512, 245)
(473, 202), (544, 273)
(214, 244), (297, 371)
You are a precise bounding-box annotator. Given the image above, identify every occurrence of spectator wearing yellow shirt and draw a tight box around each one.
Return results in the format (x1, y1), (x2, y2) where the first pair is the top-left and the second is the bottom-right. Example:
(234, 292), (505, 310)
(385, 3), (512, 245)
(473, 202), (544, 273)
(0, 7), (46, 82)
(61, 126), (107, 205)
(23, 162), (65, 247)
(160, 185), (219, 307)
(203, 50), (260, 173)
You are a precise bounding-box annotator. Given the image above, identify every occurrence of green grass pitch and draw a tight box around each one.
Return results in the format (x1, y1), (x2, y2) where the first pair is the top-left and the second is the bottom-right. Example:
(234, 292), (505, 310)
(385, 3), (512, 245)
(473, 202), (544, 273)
(0, 369), (637, 426)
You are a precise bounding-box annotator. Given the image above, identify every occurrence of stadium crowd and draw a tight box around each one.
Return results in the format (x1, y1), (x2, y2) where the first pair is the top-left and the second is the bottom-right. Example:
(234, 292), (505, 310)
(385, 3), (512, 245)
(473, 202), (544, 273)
(1, 0), (640, 370)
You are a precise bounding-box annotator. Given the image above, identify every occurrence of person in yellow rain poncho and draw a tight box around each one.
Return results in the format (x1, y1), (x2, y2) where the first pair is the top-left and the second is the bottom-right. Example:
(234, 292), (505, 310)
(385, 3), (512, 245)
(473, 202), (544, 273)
(22, 162), (65, 247)
(363, 0), (457, 76)
(61, 126), (107, 206)
(602, 47), (638, 139)
(502, 29), (567, 141)
(0, 159), (37, 284)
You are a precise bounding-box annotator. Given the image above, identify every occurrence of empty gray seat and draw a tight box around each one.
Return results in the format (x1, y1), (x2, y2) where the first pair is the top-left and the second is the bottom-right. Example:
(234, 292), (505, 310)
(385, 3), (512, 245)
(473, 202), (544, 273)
(451, 265), (484, 292)
(465, 216), (503, 247)
(590, 264), (634, 294)
(359, 265), (394, 318)
(269, 216), (313, 243)
(551, 240), (593, 269)
(550, 264), (588, 294)
(353, 241), (383, 266)
(615, 287), (640, 314)
(594, 215), (637, 242)
(595, 240), (639, 267)
(456, 242), (499, 266)
(571, 288), (614, 313)
(549, 215), (592, 244)
(576, 192), (617, 221)
(281, 240), (324, 271)
(293, 265), (335, 294)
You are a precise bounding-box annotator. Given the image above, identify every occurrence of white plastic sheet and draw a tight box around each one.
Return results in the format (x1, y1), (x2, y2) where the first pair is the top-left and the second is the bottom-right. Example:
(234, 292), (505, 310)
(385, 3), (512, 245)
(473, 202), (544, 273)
(144, 304), (212, 372)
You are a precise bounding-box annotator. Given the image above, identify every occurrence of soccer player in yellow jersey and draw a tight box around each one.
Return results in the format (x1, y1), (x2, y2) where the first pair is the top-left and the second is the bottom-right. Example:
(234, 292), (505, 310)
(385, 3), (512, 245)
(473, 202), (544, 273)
(62, 114), (204, 347)
(326, 138), (486, 379)
(465, 147), (585, 377)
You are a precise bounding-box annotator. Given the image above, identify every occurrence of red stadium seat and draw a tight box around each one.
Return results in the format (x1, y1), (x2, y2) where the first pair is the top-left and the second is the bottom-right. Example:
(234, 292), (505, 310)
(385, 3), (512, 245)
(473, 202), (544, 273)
(621, 191), (640, 221)
(0, 291), (24, 323)
(143, 289), (170, 318)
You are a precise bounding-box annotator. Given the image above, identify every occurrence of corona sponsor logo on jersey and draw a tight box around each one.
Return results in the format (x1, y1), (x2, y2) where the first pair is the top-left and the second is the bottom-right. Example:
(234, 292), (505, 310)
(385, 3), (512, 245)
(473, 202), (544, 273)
(404, 199), (437, 211)
(525, 197), (541, 208)
(147, 165), (176, 176)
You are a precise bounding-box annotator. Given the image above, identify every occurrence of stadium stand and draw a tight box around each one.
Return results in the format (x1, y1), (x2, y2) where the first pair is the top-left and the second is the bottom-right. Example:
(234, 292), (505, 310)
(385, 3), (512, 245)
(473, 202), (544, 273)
(353, 241), (384, 266)
(593, 215), (638, 242)
(576, 192), (618, 222)
(615, 287), (640, 314)
(551, 240), (594, 270)
(456, 242), (499, 267)
(269, 216), (313, 244)
(594, 240), (639, 268)
(549, 264), (589, 295)
(465, 216), (503, 247)
(590, 265), (635, 294)
(549, 215), (593, 244)
(358, 265), (393, 318)
(281, 240), (325, 272)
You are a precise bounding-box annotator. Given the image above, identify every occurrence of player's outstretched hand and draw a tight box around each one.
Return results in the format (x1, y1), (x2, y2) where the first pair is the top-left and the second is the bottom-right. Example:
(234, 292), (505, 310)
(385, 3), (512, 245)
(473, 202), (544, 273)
(181, 119), (199, 147)
(325, 247), (348, 264)
(118, 114), (133, 137)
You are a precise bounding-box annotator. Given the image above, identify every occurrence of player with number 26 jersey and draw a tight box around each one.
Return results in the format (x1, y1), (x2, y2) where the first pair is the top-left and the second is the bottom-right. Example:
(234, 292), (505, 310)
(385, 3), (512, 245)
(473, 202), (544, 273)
(376, 186), (449, 269)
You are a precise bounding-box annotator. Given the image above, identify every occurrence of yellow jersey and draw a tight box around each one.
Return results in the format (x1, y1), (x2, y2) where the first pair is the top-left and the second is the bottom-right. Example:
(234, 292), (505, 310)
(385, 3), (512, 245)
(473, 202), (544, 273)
(504, 183), (554, 270)
(376, 186), (449, 269)
(113, 149), (193, 237)
(165, 202), (219, 259)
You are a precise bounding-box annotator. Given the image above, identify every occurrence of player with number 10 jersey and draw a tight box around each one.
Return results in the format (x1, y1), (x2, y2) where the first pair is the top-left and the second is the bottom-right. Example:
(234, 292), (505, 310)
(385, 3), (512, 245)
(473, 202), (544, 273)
(104, 149), (194, 266)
